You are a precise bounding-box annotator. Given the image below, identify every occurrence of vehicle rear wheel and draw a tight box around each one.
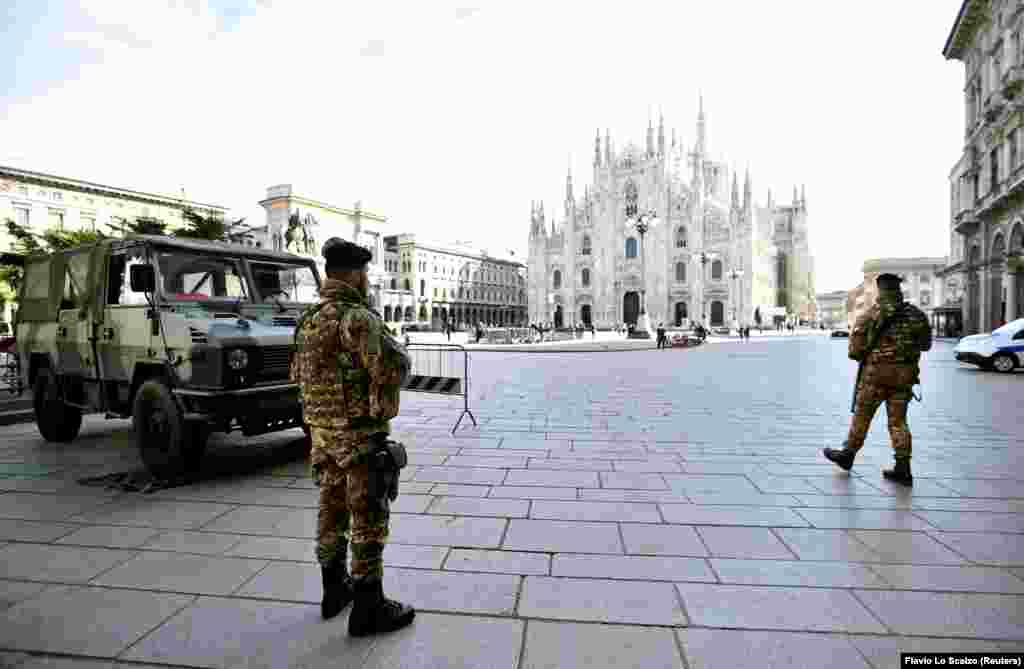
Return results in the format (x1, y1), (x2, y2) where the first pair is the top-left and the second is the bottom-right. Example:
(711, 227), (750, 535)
(33, 369), (83, 443)
(133, 379), (206, 478)
(992, 353), (1017, 374)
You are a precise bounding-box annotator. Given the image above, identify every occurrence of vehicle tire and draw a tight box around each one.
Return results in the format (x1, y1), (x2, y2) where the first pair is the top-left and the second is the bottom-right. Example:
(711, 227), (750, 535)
(32, 369), (83, 443)
(992, 353), (1017, 374)
(132, 379), (205, 479)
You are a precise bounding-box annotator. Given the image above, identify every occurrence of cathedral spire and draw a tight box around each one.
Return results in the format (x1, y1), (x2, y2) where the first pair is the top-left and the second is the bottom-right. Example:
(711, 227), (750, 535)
(767, 188), (773, 208)
(696, 94), (707, 157)
(801, 183), (806, 210)
(604, 128), (611, 165)
(743, 168), (752, 211)
(566, 163), (574, 206)
(731, 171), (739, 210)
(657, 112), (665, 155)
(646, 110), (654, 158)
(594, 129), (601, 167)
(671, 127), (677, 149)
(792, 185), (798, 207)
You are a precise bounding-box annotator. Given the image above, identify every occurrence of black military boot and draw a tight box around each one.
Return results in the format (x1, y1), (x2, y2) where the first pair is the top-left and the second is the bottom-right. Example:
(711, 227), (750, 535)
(321, 558), (354, 620)
(348, 578), (415, 637)
(822, 445), (857, 471)
(882, 459), (913, 487)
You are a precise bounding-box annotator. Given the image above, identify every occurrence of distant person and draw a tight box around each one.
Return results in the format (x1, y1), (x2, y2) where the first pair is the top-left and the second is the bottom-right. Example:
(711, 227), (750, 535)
(656, 323), (666, 349)
(823, 273), (932, 487)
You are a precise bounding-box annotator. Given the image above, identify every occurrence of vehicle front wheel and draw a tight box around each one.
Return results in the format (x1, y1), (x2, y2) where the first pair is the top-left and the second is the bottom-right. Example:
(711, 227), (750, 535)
(132, 380), (206, 479)
(32, 369), (82, 442)
(992, 353), (1017, 374)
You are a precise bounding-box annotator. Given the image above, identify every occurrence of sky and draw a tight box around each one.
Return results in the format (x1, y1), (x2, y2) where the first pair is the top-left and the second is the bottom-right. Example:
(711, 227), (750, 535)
(0, 0), (966, 292)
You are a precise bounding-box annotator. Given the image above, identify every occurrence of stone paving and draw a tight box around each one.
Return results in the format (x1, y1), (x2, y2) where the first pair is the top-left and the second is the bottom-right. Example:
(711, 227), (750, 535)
(0, 336), (1022, 668)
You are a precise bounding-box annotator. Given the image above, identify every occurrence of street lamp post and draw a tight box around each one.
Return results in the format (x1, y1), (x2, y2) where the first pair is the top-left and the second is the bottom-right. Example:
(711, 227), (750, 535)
(728, 267), (745, 331)
(629, 210), (660, 339)
(693, 250), (719, 328)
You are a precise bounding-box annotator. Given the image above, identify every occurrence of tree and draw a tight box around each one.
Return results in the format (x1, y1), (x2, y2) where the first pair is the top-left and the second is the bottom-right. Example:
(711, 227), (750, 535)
(107, 216), (168, 237)
(174, 208), (249, 242)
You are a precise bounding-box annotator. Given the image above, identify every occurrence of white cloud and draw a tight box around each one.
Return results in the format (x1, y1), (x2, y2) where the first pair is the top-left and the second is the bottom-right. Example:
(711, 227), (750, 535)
(1, 0), (966, 292)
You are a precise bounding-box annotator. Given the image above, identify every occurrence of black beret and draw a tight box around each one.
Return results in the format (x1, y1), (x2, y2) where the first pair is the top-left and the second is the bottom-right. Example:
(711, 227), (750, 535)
(876, 273), (903, 290)
(322, 237), (372, 270)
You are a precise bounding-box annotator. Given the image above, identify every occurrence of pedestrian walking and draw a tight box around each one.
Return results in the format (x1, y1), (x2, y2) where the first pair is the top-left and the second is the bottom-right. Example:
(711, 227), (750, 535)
(656, 322), (666, 349)
(823, 273), (932, 486)
(291, 238), (415, 635)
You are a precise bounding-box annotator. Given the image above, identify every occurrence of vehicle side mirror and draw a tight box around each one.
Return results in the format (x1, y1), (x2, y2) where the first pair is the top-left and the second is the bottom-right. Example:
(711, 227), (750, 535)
(129, 264), (156, 293)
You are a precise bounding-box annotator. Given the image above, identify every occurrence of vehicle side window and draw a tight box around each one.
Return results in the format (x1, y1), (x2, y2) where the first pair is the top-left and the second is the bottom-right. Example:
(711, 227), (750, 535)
(23, 261), (50, 299)
(107, 251), (149, 306)
(1014, 329), (1024, 341)
(61, 269), (78, 310)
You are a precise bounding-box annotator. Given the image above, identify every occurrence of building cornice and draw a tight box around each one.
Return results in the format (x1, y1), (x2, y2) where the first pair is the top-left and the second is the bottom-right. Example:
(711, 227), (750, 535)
(862, 257), (948, 273)
(0, 164), (227, 212)
(257, 193), (388, 224)
(398, 237), (525, 268)
(943, 0), (987, 61)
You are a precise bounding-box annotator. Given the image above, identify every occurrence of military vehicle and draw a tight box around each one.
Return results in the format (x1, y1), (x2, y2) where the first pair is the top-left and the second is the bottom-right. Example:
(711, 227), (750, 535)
(13, 235), (321, 477)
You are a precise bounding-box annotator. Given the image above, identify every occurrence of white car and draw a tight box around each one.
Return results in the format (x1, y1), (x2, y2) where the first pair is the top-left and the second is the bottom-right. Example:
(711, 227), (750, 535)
(954, 317), (1024, 373)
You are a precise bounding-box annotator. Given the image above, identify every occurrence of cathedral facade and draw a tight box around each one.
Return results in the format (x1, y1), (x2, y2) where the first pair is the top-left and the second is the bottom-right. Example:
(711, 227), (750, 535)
(527, 103), (816, 331)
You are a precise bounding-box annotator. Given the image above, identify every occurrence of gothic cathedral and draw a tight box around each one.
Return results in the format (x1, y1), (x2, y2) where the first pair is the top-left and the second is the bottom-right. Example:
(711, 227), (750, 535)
(527, 101), (816, 330)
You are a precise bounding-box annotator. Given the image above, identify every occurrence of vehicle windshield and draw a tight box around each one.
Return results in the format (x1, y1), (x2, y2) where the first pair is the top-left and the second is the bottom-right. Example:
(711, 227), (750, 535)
(250, 261), (319, 304)
(992, 318), (1024, 336)
(156, 251), (249, 301)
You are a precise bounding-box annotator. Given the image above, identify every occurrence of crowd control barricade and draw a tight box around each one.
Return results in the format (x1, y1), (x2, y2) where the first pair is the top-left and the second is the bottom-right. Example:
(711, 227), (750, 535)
(0, 337), (22, 396)
(404, 343), (476, 434)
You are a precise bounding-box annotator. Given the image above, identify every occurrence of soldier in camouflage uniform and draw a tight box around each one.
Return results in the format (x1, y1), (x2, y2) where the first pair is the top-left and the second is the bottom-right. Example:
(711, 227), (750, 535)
(823, 273), (932, 486)
(291, 238), (415, 636)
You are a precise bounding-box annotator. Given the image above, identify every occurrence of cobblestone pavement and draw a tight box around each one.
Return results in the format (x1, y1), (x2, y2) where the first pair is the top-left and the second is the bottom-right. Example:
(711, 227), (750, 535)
(0, 337), (1022, 668)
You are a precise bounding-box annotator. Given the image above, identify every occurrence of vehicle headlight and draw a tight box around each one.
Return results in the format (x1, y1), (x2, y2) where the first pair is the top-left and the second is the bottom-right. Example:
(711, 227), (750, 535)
(227, 348), (249, 371)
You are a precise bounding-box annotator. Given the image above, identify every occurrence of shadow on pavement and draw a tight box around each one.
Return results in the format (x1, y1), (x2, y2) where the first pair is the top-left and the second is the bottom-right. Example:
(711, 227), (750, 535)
(77, 433), (311, 494)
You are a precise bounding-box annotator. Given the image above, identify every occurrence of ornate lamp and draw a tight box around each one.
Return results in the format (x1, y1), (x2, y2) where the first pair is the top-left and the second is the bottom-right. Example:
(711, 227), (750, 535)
(629, 209), (660, 338)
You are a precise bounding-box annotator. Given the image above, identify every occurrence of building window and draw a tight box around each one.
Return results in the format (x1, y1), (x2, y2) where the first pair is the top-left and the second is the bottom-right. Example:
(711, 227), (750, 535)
(711, 259), (723, 280)
(582, 268), (590, 287)
(390, 278), (397, 290)
(420, 279), (426, 296)
(675, 261), (686, 282)
(52, 192), (63, 202)
(47, 209), (65, 230)
(13, 206), (29, 228)
(624, 180), (638, 219)
(920, 291), (931, 307)
(553, 270), (561, 289)
(1011, 130), (1019, 171)
(676, 226), (687, 248)
(81, 216), (96, 231)
(973, 172), (981, 203)
(404, 278), (411, 291)
(991, 147), (1000, 192)
(625, 237), (638, 258)
(581, 235), (591, 255)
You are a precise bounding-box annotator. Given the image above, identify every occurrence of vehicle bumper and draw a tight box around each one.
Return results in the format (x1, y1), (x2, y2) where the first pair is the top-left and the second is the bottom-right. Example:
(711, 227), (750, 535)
(173, 383), (303, 436)
(955, 352), (989, 366)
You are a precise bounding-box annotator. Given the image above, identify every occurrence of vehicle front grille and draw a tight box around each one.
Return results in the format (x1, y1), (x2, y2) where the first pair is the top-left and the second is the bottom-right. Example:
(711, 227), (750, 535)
(256, 345), (292, 381)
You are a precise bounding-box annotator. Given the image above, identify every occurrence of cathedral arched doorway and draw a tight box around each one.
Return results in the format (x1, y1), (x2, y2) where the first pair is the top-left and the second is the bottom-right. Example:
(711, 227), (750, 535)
(383, 305), (393, 322)
(554, 305), (564, 329)
(404, 306), (414, 321)
(580, 304), (592, 327)
(710, 300), (725, 327)
(674, 302), (687, 327)
(623, 292), (639, 327)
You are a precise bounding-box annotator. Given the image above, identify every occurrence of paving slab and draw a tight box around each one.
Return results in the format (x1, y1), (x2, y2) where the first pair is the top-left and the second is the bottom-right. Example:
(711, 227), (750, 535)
(915, 510), (1024, 533)
(200, 506), (313, 537)
(853, 589), (1024, 640)
(387, 493), (433, 514)
(599, 472), (668, 490)
(0, 579), (48, 610)
(223, 536), (315, 562)
(488, 486), (578, 500)
(867, 564), (1024, 593)
(793, 494), (912, 509)
(695, 527), (799, 559)
(0, 544), (137, 583)
(428, 484), (491, 497)
(848, 635), (1014, 668)
(444, 455), (528, 469)
(519, 576), (686, 626)
(426, 496), (530, 518)
(505, 469), (600, 488)
(0, 492), (119, 521)
(92, 551), (267, 595)
(141, 530), (244, 555)
(523, 621), (683, 669)
(54, 524), (161, 549)
(675, 583), (887, 633)
(660, 504), (810, 527)
(849, 530), (970, 565)
(936, 479), (1024, 498)
(70, 499), (236, 530)
(748, 476), (829, 495)
(444, 549), (550, 575)
(930, 532), (1024, 566)
(662, 475), (763, 495)
(530, 500), (661, 523)
(710, 559), (889, 588)
(389, 514), (507, 548)
(0, 584), (193, 656)
(677, 628), (870, 669)
(551, 554), (715, 583)
(620, 523), (709, 556)
(0, 519), (80, 542)
(503, 519), (622, 553)
(411, 466), (507, 485)
(794, 508), (936, 531)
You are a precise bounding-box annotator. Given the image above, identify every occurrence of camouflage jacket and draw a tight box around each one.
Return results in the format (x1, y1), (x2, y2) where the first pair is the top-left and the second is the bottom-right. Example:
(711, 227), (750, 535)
(849, 295), (932, 367)
(290, 279), (411, 432)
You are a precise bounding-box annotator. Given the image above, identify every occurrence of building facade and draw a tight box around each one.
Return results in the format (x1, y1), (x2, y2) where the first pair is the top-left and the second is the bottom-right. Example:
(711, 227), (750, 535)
(815, 290), (850, 329)
(527, 103), (815, 331)
(846, 257), (951, 332)
(942, 0), (1024, 334)
(0, 164), (227, 322)
(257, 186), (527, 328)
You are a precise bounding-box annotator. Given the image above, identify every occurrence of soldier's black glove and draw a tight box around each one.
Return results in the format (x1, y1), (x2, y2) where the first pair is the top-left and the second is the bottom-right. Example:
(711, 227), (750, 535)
(367, 432), (408, 503)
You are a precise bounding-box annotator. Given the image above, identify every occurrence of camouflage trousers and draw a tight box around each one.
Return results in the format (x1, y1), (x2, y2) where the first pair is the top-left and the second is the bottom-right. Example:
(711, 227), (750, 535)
(309, 427), (389, 581)
(846, 363), (916, 461)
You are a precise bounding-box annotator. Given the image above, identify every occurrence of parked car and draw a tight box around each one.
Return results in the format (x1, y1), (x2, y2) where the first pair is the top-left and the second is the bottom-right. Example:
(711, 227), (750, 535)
(954, 317), (1024, 373)
(831, 329), (850, 338)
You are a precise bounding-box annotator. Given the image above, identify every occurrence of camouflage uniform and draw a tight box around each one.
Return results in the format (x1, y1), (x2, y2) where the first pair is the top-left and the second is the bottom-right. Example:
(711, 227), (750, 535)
(845, 293), (932, 461)
(291, 278), (410, 581)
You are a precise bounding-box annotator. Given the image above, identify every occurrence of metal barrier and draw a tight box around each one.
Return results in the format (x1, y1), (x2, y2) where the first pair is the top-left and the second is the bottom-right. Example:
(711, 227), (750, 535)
(404, 343), (476, 434)
(0, 338), (23, 396)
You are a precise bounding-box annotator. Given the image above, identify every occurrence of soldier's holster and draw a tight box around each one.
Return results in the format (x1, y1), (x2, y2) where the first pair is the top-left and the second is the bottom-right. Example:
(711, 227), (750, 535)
(366, 432), (408, 503)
